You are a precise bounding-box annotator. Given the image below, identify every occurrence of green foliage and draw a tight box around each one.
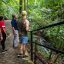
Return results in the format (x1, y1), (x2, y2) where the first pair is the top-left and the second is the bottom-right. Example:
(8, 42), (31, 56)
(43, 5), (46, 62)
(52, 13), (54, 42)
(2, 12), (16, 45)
(28, 0), (64, 25)
(28, 0), (64, 49)
(44, 25), (64, 50)
(28, 1), (64, 62)
(0, 0), (19, 19)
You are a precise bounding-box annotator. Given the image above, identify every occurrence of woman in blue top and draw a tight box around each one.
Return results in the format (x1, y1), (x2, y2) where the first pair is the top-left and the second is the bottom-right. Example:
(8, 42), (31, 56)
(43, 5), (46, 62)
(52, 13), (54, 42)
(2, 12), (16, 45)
(11, 15), (19, 48)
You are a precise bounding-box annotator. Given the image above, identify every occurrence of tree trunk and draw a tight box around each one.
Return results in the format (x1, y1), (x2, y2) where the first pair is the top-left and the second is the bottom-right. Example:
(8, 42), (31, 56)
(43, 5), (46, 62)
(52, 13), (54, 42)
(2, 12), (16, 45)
(19, 0), (22, 14)
(24, 0), (26, 10)
(24, 0), (27, 11)
(26, 0), (28, 15)
(22, 0), (24, 10)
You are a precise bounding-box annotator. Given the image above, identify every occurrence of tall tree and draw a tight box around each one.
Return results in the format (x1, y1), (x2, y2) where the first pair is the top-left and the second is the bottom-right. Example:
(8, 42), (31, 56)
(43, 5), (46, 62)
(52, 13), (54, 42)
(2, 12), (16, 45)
(24, 0), (27, 10)
(19, 0), (22, 14)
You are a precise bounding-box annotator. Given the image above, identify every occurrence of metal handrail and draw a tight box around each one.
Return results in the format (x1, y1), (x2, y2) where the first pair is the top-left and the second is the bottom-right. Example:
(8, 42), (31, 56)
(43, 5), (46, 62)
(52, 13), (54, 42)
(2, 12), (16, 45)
(31, 21), (64, 32)
(30, 20), (64, 64)
(35, 43), (64, 54)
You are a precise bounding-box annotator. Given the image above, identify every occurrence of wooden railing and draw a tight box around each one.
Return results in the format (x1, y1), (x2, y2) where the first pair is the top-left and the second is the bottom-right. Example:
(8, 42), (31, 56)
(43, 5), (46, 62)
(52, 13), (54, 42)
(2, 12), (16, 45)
(30, 21), (64, 64)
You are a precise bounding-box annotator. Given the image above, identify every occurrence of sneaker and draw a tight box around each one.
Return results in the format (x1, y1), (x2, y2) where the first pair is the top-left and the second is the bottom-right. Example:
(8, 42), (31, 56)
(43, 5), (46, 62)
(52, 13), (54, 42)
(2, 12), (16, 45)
(2, 49), (7, 53)
(17, 53), (23, 58)
(22, 55), (28, 58)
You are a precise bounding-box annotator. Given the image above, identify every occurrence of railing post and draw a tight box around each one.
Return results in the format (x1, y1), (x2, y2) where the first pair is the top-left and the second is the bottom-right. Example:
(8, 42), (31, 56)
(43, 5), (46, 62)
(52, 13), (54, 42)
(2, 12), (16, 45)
(30, 31), (33, 61)
(34, 42), (37, 64)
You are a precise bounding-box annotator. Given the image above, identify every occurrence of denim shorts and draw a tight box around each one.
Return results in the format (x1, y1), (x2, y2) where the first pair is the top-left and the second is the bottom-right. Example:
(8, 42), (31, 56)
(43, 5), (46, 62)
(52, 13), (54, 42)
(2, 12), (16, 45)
(20, 35), (28, 44)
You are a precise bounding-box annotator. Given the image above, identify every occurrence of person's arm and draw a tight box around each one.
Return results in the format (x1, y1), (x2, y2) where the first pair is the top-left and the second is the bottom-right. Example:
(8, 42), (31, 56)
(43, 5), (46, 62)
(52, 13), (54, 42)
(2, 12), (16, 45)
(0, 28), (1, 34)
(11, 21), (15, 34)
(25, 20), (30, 31)
(11, 24), (15, 31)
(11, 27), (15, 35)
(0, 28), (3, 40)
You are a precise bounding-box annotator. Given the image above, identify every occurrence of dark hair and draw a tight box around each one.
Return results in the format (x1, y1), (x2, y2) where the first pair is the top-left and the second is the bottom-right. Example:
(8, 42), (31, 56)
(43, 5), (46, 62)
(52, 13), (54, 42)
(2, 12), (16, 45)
(0, 16), (3, 21)
(12, 14), (16, 19)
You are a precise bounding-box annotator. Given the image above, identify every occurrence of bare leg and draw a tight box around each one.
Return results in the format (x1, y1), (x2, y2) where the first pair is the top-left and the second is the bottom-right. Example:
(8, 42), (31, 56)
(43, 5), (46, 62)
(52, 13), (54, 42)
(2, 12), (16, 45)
(23, 44), (28, 56)
(23, 44), (26, 55)
(20, 44), (23, 54)
(25, 45), (28, 56)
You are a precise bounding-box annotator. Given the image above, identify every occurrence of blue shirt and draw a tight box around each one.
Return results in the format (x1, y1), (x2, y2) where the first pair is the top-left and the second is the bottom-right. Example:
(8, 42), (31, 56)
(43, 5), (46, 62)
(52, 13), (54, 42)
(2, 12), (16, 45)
(11, 19), (18, 30)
